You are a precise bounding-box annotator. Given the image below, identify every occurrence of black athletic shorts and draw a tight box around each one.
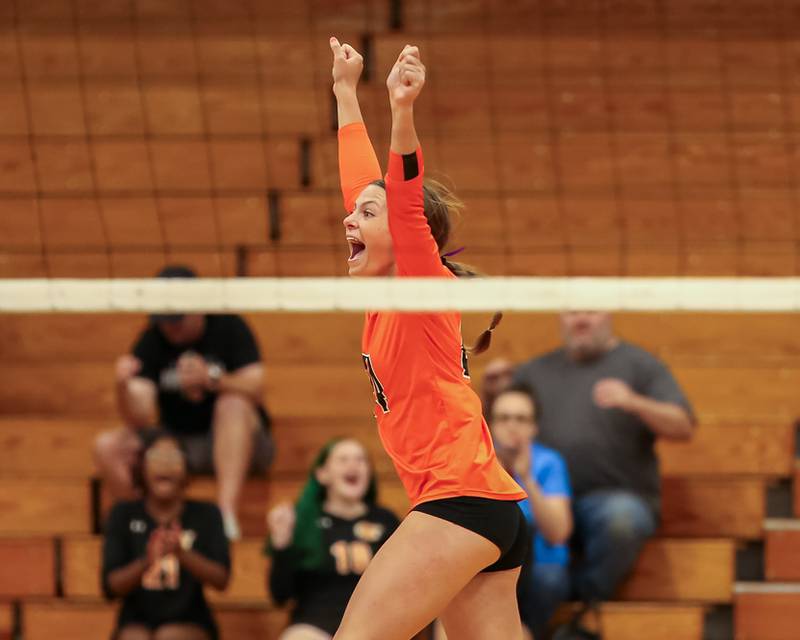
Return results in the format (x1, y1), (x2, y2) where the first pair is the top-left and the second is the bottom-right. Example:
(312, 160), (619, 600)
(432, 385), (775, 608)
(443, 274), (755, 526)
(412, 496), (529, 572)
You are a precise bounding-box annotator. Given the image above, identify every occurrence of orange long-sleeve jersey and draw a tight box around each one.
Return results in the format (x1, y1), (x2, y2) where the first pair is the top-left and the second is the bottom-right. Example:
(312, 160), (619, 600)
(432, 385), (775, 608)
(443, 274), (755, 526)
(339, 122), (525, 509)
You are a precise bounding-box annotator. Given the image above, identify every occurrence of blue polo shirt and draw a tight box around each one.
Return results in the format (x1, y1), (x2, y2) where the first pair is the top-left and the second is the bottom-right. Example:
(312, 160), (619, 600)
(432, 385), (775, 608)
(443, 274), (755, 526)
(516, 442), (571, 566)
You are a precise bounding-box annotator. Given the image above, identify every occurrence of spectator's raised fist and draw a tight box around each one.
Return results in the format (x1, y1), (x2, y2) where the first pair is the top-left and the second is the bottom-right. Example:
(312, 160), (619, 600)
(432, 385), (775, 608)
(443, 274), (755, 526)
(387, 44), (425, 108)
(267, 502), (297, 550)
(330, 37), (364, 91)
(115, 354), (142, 384)
(593, 378), (635, 411)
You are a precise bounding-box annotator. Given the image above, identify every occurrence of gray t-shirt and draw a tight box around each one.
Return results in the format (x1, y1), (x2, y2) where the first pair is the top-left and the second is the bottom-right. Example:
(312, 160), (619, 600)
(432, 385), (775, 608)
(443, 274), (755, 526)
(512, 342), (693, 513)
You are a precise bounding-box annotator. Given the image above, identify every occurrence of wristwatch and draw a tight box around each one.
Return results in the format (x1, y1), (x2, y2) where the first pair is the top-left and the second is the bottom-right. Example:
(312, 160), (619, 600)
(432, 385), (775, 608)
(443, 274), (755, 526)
(207, 363), (223, 388)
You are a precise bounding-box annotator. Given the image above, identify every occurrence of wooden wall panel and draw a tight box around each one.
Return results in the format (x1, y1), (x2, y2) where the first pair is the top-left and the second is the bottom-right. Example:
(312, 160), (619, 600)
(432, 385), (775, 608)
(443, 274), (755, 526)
(3, 6), (800, 276)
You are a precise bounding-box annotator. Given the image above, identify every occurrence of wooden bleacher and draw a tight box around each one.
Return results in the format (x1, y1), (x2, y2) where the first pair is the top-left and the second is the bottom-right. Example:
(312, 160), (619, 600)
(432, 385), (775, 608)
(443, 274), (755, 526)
(2, 4), (799, 279)
(764, 521), (800, 582)
(1, 311), (800, 638)
(3, 1), (800, 637)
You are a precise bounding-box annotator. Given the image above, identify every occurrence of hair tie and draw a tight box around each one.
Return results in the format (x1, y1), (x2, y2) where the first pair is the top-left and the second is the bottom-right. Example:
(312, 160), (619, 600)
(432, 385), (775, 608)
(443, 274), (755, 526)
(442, 246), (466, 258)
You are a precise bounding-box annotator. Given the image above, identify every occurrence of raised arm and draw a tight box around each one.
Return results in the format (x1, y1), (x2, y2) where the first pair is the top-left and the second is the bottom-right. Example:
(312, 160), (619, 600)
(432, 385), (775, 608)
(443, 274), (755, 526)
(385, 46), (446, 277)
(388, 47), (422, 156)
(330, 37), (382, 212)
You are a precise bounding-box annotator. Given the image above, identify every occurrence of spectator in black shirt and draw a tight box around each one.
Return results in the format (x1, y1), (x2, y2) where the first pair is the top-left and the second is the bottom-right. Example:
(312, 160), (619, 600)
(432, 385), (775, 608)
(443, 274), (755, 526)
(94, 265), (273, 540)
(266, 439), (399, 639)
(102, 430), (230, 640)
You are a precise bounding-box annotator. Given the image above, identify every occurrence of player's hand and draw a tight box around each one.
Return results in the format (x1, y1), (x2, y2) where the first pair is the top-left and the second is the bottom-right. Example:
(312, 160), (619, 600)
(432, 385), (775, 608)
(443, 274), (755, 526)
(115, 354), (142, 384)
(593, 378), (636, 411)
(177, 352), (210, 402)
(387, 45), (425, 108)
(330, 37), (364, 92)
(267, 503), (297, 550)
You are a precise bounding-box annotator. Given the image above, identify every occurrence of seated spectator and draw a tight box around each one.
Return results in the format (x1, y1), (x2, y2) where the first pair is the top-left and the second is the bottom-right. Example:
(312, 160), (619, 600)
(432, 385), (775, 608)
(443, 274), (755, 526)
(102, 431), (230, 640)
(513, 311), (695, 639)
(94, 265), (273, 540)
(480, 357), (515, 418)
(489, 384), (572, 640)
(266, 439), (399, 640)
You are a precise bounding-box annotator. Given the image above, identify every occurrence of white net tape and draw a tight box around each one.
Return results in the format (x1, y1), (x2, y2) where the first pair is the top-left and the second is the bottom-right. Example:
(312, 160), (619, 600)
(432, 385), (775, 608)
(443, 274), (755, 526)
(1, 277), (798, 313)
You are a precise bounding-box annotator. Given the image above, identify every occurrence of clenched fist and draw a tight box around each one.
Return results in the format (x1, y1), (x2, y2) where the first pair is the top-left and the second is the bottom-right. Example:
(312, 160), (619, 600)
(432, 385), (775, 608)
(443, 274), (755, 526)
(387, 45), (425, 109)
(267, 502), (297, 550)
(330, 37), (364, 92)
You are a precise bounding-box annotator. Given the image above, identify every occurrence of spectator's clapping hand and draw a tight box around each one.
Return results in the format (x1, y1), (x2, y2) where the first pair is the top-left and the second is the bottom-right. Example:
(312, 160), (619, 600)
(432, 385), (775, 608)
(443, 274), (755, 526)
(330, 37), (364, 92)
(593, 378), (635, 411)
(146, 527), (165, 565)
(177, 352), (210, 403)
(160, 521), (183, 556)
(115, 354), (142, 385)
(387, 45), (425, 109)
(267, 503), (297, 551)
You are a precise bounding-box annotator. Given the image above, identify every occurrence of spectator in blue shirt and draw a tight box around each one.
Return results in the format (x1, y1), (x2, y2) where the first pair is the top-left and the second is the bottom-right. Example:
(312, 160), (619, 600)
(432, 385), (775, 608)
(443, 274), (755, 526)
(489, 384), (573, 639)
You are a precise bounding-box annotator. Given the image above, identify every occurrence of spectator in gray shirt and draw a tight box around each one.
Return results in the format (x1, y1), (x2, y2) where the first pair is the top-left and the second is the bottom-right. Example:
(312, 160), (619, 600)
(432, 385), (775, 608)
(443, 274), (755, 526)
(512, 311), (695, 639)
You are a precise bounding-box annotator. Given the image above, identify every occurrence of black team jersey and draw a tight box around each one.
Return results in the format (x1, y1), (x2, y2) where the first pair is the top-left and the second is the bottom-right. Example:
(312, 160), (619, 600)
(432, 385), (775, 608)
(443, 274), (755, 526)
(269, 505), (399, 634)
(102, 500), (229, 639)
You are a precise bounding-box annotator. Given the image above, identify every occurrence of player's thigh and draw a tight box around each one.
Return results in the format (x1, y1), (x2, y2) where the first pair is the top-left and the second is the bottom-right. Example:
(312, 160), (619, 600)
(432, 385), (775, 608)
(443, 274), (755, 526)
(333, 510), (501, 640)
(279, 624), (333, 640)
(439, 567), (524, 640)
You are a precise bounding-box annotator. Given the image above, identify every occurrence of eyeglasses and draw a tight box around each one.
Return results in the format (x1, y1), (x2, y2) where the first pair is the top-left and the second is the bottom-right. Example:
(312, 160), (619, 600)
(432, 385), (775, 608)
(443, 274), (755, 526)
(491, 413), (534, 424)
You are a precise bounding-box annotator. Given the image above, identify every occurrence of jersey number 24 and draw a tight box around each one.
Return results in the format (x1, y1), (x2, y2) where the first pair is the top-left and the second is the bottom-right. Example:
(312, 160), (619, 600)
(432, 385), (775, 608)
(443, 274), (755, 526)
(362, 347), (470, 414)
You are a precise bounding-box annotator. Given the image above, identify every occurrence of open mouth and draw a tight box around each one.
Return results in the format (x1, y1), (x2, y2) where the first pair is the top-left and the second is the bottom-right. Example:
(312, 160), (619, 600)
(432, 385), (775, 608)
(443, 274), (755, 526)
(343, 473), (361, 486)
(347, 238), (366, 262)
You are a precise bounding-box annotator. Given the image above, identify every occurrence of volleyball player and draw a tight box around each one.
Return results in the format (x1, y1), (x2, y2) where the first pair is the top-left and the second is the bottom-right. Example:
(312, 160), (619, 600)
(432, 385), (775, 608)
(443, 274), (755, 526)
(328, 38), (528, 640)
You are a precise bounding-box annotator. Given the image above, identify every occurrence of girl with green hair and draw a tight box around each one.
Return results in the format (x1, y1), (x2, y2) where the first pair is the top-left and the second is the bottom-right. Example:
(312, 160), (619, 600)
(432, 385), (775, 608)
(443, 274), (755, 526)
(266, 439), (399, 640)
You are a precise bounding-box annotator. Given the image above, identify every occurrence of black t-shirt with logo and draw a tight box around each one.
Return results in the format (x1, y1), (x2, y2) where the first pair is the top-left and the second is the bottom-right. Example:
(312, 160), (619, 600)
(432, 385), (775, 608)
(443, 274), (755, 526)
(102, 500), (230, 637)
(269, 505), (400, 634)
(133, 314), (268, 434)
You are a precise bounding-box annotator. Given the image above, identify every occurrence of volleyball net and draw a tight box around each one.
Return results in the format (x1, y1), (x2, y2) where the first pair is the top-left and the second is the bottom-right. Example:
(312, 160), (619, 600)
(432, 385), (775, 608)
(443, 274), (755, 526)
(1, 277), (798, 313)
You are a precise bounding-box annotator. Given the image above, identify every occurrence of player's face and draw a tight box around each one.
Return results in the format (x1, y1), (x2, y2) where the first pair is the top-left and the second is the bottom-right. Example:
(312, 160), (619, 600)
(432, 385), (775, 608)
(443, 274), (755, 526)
(560, 311), (614, 360)
(343, 185), (395, 277)
(317, 439), (372, 503)
(490, 392), (536, 454)
(143, 437), (187, 501)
